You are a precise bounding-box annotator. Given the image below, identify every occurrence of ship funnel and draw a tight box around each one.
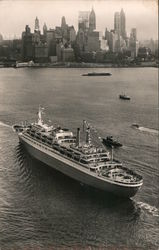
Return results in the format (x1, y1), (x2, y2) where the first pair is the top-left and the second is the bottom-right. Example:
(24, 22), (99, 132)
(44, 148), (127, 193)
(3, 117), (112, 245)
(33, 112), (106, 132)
(76, 128), (80, 147)
(86, 127), (91, 145)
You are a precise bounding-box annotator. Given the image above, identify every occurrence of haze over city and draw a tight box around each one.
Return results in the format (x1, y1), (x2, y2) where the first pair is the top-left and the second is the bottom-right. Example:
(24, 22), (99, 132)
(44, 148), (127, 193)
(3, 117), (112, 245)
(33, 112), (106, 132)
(0, 0), (158, 41)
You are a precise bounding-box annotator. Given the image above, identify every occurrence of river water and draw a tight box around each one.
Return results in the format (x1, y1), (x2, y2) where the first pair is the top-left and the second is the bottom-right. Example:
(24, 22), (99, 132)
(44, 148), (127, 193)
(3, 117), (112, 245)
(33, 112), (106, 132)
(0, 67), (158, 249)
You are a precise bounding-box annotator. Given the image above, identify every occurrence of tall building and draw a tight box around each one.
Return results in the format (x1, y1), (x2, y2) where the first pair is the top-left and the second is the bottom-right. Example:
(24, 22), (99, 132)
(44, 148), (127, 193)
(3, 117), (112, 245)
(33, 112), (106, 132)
(35, 17), (40, 32)
(114, 9), (127, 40)
(105, 29), (117, 52)
(46, 29), (56, 56)
(89, 7), (96, 32)
(87, 31), (100, 51)
(61, 16), (66, 29)
(114, 12), (120, 36)
(129, 28), (138, 57)
(130, 28), (137, 42)
(76, 29), (85, 51)
(120, 8), (126, 39)
(21, 25), (34, 60)
(43, 23), (47, 36)
(69, 26), (76, 43)
(78, 11), (90, 31)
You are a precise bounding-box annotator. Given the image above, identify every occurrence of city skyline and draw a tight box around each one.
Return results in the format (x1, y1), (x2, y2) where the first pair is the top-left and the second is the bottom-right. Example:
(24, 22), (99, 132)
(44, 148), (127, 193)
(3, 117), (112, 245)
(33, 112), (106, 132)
(0, 0), (158, 41)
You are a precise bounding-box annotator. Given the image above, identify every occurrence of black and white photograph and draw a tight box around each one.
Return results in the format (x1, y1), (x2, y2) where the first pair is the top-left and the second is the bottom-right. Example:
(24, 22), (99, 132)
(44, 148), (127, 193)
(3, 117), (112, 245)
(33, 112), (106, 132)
(0, 0), (158, 249)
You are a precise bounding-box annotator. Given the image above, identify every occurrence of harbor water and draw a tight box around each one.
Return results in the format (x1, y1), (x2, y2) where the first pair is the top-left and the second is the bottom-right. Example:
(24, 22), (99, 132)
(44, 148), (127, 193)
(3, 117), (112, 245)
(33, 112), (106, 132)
(0, 67), (158, 249)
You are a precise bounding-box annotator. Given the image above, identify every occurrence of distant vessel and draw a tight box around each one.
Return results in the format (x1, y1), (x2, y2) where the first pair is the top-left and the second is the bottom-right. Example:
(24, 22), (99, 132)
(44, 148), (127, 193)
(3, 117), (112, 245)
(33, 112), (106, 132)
(119, 94), (131, 100)
(82, 72), (112, 76)
(102, 136), (122, 148)
(132, 123), (139, 129)
(13, 107), (143, 198)
(15, 60), (34, 68)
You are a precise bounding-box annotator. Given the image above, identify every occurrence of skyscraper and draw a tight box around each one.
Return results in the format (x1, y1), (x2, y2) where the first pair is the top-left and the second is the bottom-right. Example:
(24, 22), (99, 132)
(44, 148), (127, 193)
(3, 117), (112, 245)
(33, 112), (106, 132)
(114, 9), (127, 40)
(61, 16), (66, 29)
(78, 11), (90, 31)
(35, 17), (40, 32)
(129, 28), (138, 57)
(114, 12), (120, 36)
(130, 28), (137, 42)
(120, 8), (126, 39)
(89, 7), (96, 32)
(43, 23), (47, 36)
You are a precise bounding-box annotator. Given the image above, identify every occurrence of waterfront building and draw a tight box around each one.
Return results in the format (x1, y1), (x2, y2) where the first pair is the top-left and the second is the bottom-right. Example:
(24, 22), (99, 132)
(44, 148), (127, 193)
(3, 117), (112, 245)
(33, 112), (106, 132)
(46, 29), (56, 56)
(12, 39), (22, 60)
(139, 39), (157, 56)
(34, 42), (48, 62)
(56, 42), (63, 61)
(138, 47), (151, 60)
(63, 47), (75, 62)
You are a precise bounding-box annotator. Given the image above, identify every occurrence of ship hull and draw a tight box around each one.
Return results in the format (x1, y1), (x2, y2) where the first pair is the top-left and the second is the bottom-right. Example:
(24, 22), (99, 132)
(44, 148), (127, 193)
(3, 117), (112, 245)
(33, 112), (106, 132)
(82, 73), (111, 76)
(19, 135), (141, 198)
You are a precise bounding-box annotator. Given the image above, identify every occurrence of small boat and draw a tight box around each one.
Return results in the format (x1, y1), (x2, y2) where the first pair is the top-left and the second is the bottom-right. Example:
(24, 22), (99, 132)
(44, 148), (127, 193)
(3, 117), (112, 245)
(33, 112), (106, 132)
(132, 123), (139, 129)
(102, 136), (122, 147)
(82, 72), (112, 76)
(119, 94), (131, 100)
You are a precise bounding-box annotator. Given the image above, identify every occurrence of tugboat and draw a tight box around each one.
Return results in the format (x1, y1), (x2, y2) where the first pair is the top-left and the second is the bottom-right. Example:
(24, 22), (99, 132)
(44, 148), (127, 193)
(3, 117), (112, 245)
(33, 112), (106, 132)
(13, 107), (143, 198)
(119, 94), (131, 100)
(102, 136), (122, 148)
(132, 123), (139, 129)
(82, 72), (112, 76)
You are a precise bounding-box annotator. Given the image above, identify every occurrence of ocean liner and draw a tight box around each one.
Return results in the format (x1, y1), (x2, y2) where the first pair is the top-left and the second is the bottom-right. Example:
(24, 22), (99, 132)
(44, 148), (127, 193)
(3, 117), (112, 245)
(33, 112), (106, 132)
(13, 107), (143, 198)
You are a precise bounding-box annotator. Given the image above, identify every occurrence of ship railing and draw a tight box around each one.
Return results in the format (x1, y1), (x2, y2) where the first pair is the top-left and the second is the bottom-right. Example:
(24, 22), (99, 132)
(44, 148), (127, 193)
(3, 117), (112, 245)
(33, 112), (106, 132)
(97, 170), (143, 184)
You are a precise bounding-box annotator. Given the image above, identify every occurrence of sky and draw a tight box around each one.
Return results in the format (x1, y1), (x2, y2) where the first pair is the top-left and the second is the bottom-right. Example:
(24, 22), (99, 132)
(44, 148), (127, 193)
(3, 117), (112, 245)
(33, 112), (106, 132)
(0, 0), (158, 41)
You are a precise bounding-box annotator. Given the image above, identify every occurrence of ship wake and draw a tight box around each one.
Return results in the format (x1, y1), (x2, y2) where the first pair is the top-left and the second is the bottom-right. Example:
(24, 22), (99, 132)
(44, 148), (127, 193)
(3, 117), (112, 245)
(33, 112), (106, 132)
(136, 201), (159, 217)
(0, 121), (11, 128)
(138, 126), (158, 135)
(132, 124), (158, 135)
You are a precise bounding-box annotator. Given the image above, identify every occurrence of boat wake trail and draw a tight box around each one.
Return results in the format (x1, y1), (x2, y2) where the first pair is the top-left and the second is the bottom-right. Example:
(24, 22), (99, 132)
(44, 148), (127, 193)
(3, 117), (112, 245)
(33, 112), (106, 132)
(136, 201), (159, 217)
(0, 121), (11, 128)
(138, 127), (158, 135)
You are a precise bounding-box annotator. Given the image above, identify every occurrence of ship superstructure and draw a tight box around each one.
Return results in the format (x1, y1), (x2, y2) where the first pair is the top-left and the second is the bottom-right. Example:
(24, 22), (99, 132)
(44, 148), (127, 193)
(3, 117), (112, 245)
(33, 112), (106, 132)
(14, 107), (143, 198)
